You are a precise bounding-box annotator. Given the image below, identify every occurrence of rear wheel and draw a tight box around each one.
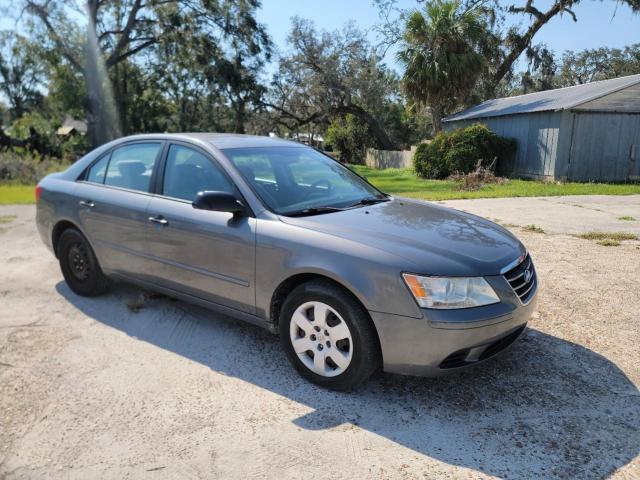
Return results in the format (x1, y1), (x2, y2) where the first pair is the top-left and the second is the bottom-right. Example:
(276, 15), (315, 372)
(57, 228), (110, 296)
(279, 280), (380, 390)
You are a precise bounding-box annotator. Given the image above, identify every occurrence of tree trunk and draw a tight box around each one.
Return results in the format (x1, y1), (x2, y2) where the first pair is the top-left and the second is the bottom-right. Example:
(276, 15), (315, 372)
(83, 0), (123, 147)
(234, 101), (246, 134)
(430, 103), (443, 134)
(85, 94), (104, 147)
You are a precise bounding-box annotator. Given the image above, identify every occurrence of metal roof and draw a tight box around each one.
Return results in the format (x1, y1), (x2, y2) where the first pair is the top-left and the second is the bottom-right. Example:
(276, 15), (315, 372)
(61, 116), (88, 133)
(444, 74), (640, 122)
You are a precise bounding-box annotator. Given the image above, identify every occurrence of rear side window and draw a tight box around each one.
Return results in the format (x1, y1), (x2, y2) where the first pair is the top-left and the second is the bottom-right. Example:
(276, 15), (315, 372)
(86, 154), (109, 184)
(162, 144), (235, 201)
(103, 143), (162, 192)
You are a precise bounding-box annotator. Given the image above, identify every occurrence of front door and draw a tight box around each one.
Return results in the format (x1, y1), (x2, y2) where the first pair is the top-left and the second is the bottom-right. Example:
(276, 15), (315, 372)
(144, 143), (256, 314)
(76, 141), (163, 277)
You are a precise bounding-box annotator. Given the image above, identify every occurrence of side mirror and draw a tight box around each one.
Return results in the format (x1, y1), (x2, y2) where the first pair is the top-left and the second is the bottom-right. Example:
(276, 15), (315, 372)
(192, 191), (246, 215)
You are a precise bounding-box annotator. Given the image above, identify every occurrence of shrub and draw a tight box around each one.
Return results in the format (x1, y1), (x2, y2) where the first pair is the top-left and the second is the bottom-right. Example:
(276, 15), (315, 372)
(326, 114), (372, 164)
(6, 112), (90, 162)
(0, 151), (69, 184)
(413, 124), (516, 179)
(413, 139), (447, 179)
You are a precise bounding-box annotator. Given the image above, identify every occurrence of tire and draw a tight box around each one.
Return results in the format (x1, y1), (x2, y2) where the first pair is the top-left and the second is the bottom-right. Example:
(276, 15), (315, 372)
(57, 228), (110, 297)
(279, 279), (380, 390)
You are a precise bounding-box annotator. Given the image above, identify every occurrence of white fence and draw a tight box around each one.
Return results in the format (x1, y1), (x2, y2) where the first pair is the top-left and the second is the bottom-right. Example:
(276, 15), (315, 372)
(365, 146), (416, 169)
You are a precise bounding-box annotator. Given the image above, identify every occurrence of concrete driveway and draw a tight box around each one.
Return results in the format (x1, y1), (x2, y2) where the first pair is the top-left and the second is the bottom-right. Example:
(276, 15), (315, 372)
(1, 197), (639, 479)
(439, 194), (640, 235)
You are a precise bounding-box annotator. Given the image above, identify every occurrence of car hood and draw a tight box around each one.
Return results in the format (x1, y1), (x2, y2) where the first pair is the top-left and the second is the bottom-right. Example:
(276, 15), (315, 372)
(279, 197), (525, 277)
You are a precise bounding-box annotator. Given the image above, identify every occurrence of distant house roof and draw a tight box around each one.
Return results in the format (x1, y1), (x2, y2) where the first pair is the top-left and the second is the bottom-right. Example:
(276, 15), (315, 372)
(56, 116), (87, 135)
(444, 74), (640, 122)
(56, 126), (76, 136)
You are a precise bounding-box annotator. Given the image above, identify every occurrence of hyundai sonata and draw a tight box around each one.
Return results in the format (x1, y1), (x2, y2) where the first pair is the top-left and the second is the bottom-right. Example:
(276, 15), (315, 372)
(36, 133), (537, 390)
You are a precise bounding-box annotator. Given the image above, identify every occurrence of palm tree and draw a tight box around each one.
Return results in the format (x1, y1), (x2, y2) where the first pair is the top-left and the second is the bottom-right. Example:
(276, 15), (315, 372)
(397, 0), (491, 133)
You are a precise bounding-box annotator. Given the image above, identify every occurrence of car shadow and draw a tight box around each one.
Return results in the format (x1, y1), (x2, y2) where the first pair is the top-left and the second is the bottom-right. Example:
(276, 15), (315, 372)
(56, 281), (640, 479)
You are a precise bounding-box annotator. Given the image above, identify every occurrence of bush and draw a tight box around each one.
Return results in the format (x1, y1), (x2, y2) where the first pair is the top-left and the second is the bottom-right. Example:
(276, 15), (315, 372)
(7, 112), (90, 162)
(325, 114), (371, 164)
(413, 124), (516, 179)
(0, 151), (69, 184)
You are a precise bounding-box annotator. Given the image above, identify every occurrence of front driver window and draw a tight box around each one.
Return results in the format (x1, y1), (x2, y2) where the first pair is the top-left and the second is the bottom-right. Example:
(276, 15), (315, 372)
(162, 144), (235, 201)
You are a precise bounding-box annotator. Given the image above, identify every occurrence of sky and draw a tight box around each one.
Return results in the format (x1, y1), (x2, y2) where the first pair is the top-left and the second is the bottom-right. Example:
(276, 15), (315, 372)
(2, 0), (637, 69)
(257, 0), (640, 71)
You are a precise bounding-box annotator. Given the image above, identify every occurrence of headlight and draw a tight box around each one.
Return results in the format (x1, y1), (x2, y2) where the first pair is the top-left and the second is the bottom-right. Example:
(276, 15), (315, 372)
(402, 274), (500, 309)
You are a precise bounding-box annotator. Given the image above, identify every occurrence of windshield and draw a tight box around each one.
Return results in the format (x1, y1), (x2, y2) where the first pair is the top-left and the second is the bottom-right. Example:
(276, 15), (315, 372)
(222, 146), (387, 215)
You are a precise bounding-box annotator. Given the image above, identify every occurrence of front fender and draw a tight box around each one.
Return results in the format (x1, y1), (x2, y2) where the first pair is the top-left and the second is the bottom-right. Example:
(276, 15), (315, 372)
(255, 218), (423, 321)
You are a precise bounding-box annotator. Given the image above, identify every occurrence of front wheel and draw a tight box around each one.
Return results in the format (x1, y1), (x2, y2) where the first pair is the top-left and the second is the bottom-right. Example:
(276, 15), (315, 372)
(279, 280), (380, 390)
(57, 228), (110, 297)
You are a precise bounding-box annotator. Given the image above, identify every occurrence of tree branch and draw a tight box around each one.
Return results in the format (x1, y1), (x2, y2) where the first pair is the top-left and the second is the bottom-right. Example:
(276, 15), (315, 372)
(105, 0), (145, 68)
(495, 1), (568, 85)
(25, 1), (82, 72)
(106, 38), (155, 68)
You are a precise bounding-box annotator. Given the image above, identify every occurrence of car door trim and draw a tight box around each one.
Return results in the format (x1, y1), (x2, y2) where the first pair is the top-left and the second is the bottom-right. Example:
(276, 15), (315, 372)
(109, 272), (272, 332)
(95, 238), (250, 287)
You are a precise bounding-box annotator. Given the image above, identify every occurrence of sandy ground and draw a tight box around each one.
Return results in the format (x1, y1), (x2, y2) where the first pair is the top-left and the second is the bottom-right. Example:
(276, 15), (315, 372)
(0, 197), (639, 479)
(439, 195), (640, 235)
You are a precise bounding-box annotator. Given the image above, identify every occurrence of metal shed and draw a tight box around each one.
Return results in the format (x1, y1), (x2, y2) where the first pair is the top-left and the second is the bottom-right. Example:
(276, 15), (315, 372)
(443, 74), (640, 182)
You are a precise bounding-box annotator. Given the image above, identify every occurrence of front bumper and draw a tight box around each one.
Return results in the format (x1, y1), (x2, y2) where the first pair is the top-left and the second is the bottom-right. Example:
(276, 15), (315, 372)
(370, 274), (537, 376)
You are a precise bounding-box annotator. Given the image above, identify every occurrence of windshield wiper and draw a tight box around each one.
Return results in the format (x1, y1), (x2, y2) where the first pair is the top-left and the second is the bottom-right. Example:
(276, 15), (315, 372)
(284, 196), (390, 217)
(284, 206), (347, 217)
(346, 196), (391, 208)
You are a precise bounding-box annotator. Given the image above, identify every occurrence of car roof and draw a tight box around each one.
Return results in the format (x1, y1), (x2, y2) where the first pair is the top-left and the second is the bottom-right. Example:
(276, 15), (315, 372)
(116, 132), (303, 149)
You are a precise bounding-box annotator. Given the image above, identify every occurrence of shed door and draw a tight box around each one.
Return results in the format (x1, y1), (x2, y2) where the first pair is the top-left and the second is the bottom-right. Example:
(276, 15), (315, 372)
(568, 112), (640, 182)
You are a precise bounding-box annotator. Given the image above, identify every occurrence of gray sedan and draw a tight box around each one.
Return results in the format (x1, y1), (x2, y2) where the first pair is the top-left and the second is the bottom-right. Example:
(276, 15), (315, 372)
(36, 133), (537, 390)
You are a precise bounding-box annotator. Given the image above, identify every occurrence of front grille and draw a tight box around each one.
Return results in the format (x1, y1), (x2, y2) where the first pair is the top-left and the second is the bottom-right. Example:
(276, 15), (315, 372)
(478, 325), (526, 361)
(503, 254), (537, 304)
(439, 350), (470, 369)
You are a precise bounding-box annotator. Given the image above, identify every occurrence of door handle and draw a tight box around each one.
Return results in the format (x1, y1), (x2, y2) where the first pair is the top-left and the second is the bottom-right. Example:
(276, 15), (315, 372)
(148, 216), (169, 226)
(79, 200), (95, 208)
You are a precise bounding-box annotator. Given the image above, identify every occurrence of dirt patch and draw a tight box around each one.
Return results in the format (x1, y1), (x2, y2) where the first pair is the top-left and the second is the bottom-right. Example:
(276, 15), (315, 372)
(0, 203), (639, 479)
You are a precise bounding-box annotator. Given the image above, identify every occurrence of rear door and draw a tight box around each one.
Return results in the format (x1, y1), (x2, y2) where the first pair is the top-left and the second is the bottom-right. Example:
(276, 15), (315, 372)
(75, 141), (164, 277)
(144, 142), (256, 314)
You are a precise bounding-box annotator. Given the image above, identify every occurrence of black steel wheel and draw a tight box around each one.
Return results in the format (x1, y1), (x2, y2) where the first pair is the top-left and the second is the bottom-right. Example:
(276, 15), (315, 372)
(57, 228), (110, 296)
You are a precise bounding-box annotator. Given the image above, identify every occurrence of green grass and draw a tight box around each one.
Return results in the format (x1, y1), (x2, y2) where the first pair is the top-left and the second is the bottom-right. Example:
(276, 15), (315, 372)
(575, 231), (638, 241)
(0, 214), (17, 235)
(0, 185), (36, 205)
(1, 165), (640, 205)
(597, 239), (621, 247)
(523, 224), (545, 234)
(618, 216), (636, 221)
(350, 165), (640, 200)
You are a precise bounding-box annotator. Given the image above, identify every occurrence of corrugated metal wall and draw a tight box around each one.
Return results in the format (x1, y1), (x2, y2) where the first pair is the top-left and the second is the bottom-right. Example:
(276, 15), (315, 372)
(445, 111), (640, 181)
(567, 112), (640, 181)
(444, 111), (563, 179)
